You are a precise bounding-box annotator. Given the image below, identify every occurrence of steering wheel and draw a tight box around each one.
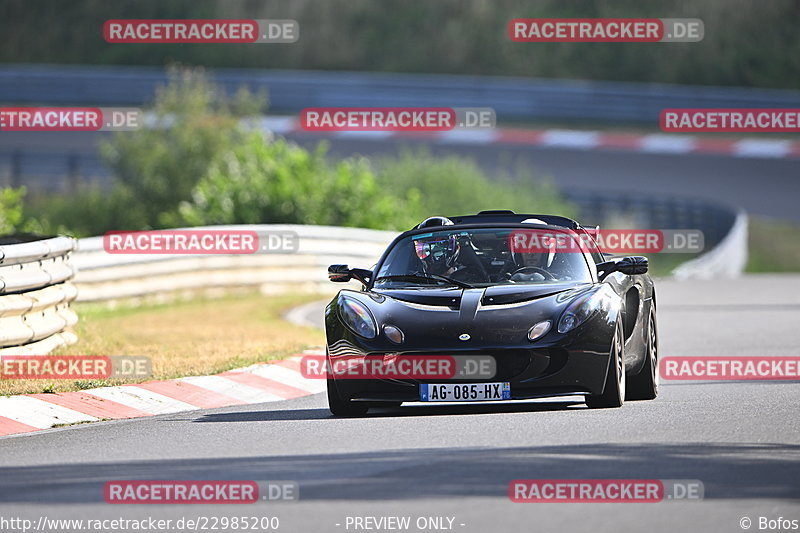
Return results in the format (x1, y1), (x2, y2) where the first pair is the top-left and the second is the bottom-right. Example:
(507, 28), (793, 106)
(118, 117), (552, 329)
(509, 266), (557, 281)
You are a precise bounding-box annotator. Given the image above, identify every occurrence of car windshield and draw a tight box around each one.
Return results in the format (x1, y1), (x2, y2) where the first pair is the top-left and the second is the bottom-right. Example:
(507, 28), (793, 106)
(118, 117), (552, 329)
(373, 226), (593, 288)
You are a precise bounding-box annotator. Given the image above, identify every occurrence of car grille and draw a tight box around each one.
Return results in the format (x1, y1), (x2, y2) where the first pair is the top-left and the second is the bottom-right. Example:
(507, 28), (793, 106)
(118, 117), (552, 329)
(379, 349), (555, 382)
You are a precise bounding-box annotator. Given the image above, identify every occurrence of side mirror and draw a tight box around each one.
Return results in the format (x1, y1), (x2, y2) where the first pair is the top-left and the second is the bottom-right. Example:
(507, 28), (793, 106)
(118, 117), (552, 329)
(597, 256), (648, 279)
(328, 264), (352, 282)
(618, 256), (649, 275)
(328, 264), (372, 285)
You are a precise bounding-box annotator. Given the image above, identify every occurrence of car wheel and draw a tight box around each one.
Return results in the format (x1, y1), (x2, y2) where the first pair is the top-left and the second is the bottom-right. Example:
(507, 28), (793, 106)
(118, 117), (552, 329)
(586, 321), (626, 409)
(327, 378), (369, 416)
(627, 308), (659, 400)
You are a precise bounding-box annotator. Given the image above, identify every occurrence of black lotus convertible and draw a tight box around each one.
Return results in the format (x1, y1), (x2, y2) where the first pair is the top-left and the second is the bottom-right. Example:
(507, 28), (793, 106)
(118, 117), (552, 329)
(324, 211), (658, 416)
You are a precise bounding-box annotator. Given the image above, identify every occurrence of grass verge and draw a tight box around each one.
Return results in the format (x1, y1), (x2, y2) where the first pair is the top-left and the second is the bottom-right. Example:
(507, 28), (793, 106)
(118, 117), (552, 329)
(1, 292), (327, 396)
(632, 215), (800, 277)
(747, 216), (800, 273)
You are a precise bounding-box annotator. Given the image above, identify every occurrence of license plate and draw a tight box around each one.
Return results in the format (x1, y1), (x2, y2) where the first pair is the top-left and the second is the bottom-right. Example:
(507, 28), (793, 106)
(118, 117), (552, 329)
(420, 382), (511, 402)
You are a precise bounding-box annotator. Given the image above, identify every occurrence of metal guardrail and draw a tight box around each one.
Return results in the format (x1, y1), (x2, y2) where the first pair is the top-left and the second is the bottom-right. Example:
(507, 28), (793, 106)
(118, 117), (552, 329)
(72, 225), (396, 302)
(673, 211), (748, 280)
(2, 65), (800, 122)
(565, 191), (737, 249)
(0, 236), (79, 355)
(71, 210), (745, 305)
(570, 192), (746, 278)
(0, 219), (744, 355)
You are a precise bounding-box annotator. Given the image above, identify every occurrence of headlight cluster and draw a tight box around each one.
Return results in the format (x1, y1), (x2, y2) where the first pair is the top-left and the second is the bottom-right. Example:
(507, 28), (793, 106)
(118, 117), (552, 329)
(557, 284), (619, 334)
(338, 297), (377, 339)
(338, 297), (405, 343)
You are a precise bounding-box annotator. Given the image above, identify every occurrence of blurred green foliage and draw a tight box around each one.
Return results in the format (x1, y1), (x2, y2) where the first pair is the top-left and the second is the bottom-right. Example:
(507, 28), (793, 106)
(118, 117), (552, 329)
(14, 68), (573, 237)
(374, 150), (576, 228)
(99, 66), (267, 228)
(0, 186), (59, 236)
(25, 184), (147, 236)
(177, 135), (401, 229)
(747, 216), (800, 273)
(0, 0), (798, 89)
(0, 187), (26, 234)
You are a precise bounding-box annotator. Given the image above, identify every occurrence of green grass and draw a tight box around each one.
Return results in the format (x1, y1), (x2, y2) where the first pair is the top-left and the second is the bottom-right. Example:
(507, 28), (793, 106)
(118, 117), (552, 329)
(747, 216), (800, 273)
(1, 292), (326, 396)
(637, 215), (800, 277)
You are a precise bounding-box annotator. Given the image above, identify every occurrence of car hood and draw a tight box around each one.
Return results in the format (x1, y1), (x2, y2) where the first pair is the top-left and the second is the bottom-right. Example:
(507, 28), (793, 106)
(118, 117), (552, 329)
(375, 282), (587, 307)
(344, 282), (593, 347)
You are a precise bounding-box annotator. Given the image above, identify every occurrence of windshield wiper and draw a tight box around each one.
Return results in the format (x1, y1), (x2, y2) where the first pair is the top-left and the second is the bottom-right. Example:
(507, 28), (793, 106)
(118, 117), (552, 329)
(374, 273), (475, 289)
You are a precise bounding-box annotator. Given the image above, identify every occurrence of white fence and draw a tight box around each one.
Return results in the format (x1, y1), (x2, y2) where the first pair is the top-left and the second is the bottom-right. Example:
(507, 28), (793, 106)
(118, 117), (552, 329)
(0, 236), (78, 355)
(71, 221), (748, 303)
(0, 219), (745, 355)
(71, 225), (395, 302)
(672, 211), (748, 280)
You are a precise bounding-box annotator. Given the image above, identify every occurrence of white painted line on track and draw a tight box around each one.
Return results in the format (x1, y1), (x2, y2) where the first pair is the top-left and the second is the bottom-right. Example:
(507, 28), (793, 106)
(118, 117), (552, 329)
(540, 130), (600, 149)
(436, 129), (500, 144)
(242, 365), (326, 394)
(0, 396), (97, 428)
(179, 375), (285, 403)
(85, 386), (197, 415)
(733, 139), (792, 158)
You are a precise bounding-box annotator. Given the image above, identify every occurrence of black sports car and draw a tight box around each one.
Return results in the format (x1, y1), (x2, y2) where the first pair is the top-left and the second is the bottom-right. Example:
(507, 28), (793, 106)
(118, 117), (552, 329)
(324, 211), (658, 416)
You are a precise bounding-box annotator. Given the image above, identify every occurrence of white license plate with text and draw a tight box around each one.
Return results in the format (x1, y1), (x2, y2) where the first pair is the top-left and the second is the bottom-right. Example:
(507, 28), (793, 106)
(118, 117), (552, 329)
(419, 382), (511, 402)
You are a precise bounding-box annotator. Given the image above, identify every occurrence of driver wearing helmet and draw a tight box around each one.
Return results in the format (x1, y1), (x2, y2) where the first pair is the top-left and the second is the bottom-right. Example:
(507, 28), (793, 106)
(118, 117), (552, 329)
(413, 233), (488, 284)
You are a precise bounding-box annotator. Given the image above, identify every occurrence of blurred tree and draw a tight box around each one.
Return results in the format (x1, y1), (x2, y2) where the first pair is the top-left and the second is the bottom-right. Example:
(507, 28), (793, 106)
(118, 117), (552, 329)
(1, 0), (797, 89)
(177, 134), (403, 229)
(99, 65), (267, 228)
(24, 68), (574, 235)
(0, 187), (27, 234)
(374, 149), (576, 224)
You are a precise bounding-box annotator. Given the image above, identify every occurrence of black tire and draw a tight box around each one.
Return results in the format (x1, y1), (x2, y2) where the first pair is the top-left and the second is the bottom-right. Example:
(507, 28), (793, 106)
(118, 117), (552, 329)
(586, 321), (626, 409)
(627, 308), (659, 400)
(327, 378), (369, 416)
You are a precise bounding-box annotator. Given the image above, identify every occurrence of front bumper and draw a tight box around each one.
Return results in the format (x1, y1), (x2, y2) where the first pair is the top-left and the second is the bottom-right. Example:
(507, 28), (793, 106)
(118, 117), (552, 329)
(330, 345), (612, 402)
(325, 289), (619, 403)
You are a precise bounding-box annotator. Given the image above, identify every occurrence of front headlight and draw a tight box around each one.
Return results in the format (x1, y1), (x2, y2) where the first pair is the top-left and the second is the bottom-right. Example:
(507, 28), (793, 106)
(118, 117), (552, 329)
(557, 284), (619, 334)
(338, 296), (378, 339)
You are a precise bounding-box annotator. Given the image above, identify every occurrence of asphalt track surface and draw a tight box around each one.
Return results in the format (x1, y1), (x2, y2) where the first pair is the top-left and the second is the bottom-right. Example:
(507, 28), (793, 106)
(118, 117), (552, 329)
(0, 275), (798, 532)
(2, 131), (799, 221)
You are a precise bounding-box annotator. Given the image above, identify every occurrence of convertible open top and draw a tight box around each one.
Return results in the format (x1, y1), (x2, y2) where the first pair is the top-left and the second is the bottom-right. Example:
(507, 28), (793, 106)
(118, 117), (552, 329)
(408, 210), (581, 231)
(450, 210), (580, 228)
